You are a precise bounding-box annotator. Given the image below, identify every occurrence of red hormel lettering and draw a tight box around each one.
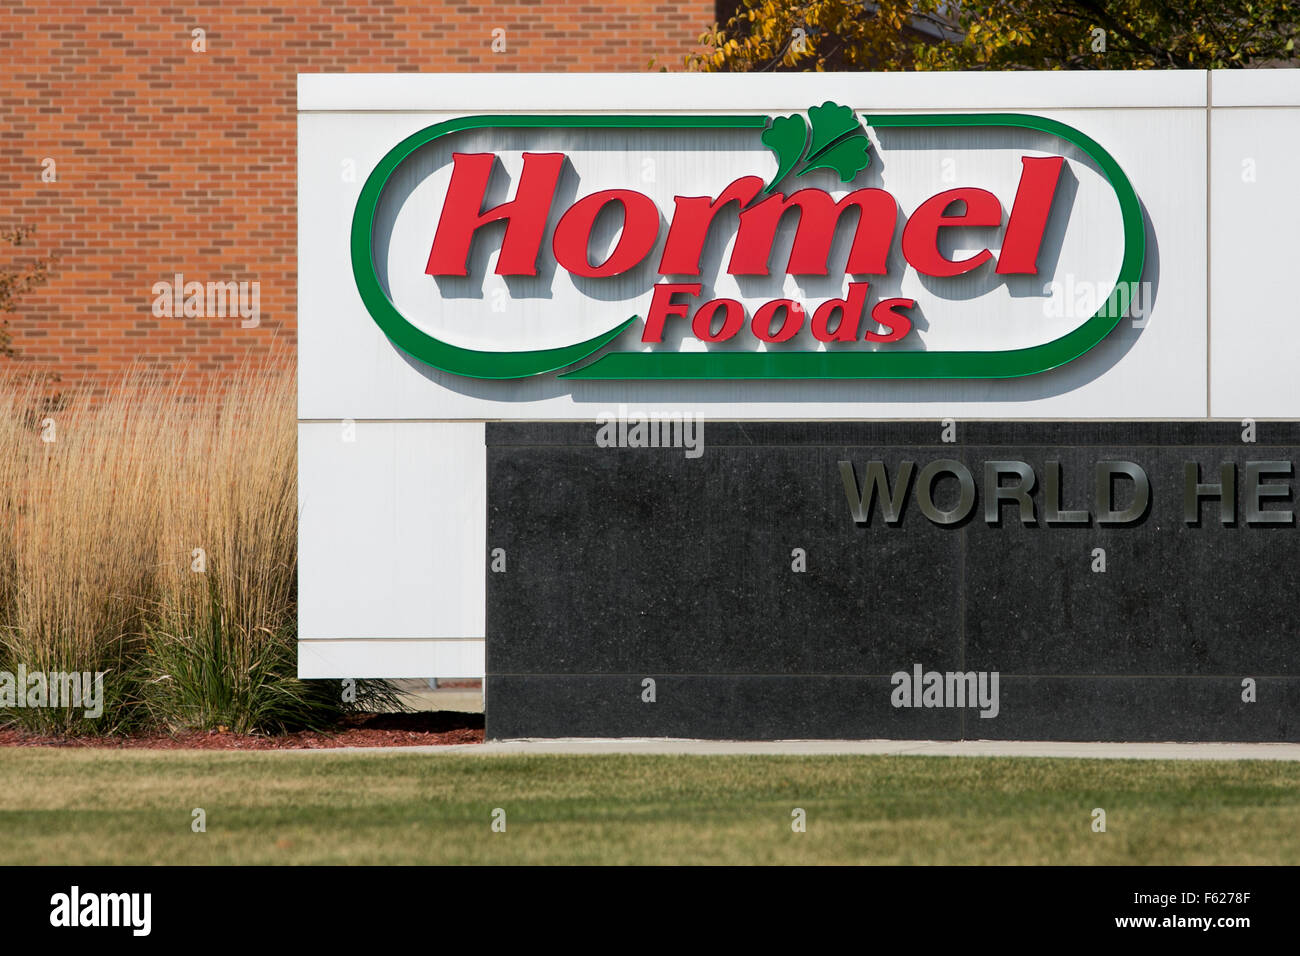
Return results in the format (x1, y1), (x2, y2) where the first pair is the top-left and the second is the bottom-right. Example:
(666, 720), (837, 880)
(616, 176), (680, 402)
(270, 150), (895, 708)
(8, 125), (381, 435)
(425, 151), (1064, 347)
(352, 106), (1144, 380)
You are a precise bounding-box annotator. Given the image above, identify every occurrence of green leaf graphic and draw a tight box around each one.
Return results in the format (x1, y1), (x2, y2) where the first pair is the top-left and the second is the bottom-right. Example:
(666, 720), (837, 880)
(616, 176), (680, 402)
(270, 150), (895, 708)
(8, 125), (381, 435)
(761, 103), (871, 195)
(802, 135), (872, 182)
(761, 113), (808, 194)
(805, 101), (863, 160)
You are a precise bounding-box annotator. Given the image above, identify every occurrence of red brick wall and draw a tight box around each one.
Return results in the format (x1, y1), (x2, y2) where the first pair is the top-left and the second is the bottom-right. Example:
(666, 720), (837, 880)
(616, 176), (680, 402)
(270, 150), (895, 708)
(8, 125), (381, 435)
(0, 1), (713, 393)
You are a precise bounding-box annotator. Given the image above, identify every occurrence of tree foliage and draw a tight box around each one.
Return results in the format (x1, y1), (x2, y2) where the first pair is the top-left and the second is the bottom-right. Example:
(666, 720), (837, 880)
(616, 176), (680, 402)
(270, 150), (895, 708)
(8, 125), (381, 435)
(687, 1), (1299, 72)
(0, 226), (50, 357)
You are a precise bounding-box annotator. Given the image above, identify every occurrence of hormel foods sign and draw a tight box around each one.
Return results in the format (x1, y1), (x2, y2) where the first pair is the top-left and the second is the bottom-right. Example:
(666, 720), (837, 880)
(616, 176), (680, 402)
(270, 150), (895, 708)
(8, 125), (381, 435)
(351, 103), (1145, 381)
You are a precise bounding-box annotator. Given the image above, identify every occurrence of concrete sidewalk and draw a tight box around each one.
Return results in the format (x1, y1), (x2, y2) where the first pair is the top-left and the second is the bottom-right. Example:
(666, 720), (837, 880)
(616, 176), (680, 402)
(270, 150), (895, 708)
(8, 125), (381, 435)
(272, 738), (1300, 760)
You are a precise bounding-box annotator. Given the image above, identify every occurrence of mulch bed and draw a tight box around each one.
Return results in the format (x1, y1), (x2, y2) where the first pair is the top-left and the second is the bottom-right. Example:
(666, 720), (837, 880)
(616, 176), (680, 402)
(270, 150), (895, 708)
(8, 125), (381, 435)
(0, 711), (485, 750)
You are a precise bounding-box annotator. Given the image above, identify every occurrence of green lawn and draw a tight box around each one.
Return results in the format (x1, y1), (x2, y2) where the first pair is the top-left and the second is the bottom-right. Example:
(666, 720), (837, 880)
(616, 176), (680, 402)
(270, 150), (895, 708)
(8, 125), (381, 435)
(0, 749), (1296, 864)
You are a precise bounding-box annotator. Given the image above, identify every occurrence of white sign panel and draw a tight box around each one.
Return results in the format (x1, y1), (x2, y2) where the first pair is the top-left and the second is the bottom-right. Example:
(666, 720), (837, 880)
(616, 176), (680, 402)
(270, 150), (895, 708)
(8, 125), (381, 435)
(297, 71), (1298, 678)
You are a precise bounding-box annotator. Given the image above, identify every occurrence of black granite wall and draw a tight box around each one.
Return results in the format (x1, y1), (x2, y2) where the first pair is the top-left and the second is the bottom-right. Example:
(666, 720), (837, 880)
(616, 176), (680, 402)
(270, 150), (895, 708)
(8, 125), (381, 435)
(485, 422), (1300, 741)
